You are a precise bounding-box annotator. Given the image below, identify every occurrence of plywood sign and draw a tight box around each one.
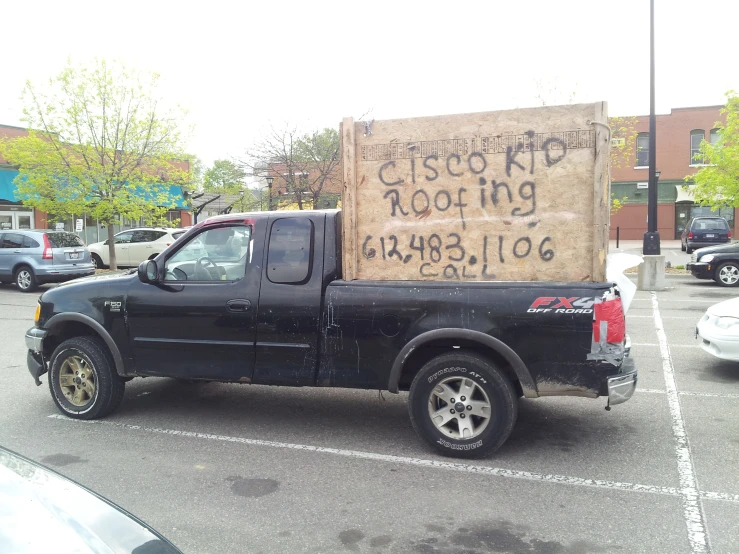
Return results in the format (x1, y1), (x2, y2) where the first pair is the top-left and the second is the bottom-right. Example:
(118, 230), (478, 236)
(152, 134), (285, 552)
(340, 103), (610, 282)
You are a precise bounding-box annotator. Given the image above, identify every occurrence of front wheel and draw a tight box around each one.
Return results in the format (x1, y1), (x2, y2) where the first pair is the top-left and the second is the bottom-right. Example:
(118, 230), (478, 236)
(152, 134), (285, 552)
(48, 336), (126, 419)
(408, 352), (518, 458)
(681, 241), (686, 252)
(715, 262), (739, 287)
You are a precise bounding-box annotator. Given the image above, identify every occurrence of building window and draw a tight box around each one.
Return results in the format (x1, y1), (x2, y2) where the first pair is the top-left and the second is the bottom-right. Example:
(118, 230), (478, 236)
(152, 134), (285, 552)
(710, 128), (720, 145)
(636, 133), (649, 167)
(690, 129), (705, 165)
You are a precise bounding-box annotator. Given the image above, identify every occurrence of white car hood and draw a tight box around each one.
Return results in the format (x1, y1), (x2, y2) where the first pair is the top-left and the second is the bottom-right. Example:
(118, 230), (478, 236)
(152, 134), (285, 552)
(707, 297), (739, 318)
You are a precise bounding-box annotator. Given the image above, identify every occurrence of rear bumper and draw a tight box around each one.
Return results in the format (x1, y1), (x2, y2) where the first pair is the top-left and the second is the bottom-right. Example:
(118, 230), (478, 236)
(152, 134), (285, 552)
(25, 327), (48, 386)
(686, 262), (713, 279)
(687, 240), (729, 250)
(36, 264), (95, 283)
(606, 357), (637, 407)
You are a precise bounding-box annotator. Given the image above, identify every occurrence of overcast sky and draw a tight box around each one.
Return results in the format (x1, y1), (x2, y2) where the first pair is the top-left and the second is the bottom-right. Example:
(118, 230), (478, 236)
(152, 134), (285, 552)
(2, 0), (735, 166)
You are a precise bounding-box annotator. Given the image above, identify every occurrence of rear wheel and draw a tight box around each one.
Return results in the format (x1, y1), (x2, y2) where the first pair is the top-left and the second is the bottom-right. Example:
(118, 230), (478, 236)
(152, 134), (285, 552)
(686, 246), (693, 254)
(681, 241), (686, 252)
(408, 352), (518, 458)
(15, 265), (37, 292)
(48, 336), (126, 419)
(715, 262), (739, 287)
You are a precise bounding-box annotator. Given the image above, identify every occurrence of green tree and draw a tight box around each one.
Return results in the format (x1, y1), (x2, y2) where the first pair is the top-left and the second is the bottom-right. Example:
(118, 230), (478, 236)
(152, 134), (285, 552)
(240, 125), (340, 210)
(203, 159), (246, 194)
(0, 59), (190, 270)
(689, 92), (738, 208)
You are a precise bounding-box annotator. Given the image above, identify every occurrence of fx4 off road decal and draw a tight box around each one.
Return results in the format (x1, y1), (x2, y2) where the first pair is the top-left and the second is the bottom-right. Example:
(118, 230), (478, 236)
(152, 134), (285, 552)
(527, 297), (595, 314)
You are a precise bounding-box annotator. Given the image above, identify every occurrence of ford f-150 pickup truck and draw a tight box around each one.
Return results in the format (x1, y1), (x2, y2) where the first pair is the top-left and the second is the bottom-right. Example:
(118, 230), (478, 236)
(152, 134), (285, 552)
(25, 210), (636, 458)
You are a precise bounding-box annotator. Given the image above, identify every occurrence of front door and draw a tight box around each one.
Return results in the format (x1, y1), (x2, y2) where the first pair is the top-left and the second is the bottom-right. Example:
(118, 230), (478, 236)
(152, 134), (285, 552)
(0, 210), (34, 231)
(125, 221), (263, 380)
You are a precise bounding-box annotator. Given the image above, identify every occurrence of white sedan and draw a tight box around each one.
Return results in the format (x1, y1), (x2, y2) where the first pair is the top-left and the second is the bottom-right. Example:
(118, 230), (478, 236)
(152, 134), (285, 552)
(696, 297), (739, 361)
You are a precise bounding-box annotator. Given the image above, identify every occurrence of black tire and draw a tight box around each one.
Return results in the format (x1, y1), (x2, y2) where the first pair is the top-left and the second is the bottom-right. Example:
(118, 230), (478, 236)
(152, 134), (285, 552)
(14, 265), (37, 292)
(408, 352), (518, 459)
(681, 241), (686, 252)
(90, 253), (105, 270)
(48, 336), (125, 419)
(714, 262), (739, 287)
(686, 246), (693, 254)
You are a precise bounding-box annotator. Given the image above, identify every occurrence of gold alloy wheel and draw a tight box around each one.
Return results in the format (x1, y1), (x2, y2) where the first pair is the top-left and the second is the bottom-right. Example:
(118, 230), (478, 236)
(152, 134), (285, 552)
(59, 355), (96, 407)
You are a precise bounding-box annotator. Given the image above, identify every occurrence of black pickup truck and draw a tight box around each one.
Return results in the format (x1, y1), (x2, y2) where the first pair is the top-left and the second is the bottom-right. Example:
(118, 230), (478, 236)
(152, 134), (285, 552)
(25, 210), (636, 458)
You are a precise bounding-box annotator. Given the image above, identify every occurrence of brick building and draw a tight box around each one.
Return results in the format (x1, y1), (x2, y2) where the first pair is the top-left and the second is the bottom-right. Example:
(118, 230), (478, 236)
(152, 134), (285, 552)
(0, 124), (192, 243)
(610, 105), (731, 240)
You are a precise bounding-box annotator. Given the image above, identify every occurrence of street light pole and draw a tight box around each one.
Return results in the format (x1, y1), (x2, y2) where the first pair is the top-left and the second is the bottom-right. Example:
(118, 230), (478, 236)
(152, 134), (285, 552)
(643, 0), (660, 255)
(266, 176), (274, 211)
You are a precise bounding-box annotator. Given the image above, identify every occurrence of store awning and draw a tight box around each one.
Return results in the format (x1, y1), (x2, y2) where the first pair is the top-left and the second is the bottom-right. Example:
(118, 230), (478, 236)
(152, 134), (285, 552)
(675, 184), (695, 203)
(0, 170), (20, 202)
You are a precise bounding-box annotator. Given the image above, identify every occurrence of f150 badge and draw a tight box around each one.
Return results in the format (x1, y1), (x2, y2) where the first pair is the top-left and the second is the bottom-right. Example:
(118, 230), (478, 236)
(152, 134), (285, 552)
(527, 297), (594, 314)
(104, 301), (122, 312)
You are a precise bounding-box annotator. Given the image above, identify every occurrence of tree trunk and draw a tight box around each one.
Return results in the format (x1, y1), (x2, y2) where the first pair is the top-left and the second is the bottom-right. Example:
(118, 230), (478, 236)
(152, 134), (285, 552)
(267, 181), (273, 211)
(106, 223), (117, 270)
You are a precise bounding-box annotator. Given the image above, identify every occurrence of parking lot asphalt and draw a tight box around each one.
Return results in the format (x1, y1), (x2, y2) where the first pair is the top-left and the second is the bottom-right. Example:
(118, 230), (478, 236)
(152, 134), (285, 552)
(0, 276), (738, 554)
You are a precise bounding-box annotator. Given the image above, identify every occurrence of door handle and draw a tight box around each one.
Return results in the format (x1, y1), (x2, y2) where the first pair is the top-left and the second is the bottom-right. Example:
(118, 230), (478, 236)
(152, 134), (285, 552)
(226, 299), (251, 312)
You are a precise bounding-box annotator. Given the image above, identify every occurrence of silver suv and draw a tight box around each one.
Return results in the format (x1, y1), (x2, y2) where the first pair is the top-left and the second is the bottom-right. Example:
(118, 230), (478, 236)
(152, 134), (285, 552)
(0, 230), (95, 292)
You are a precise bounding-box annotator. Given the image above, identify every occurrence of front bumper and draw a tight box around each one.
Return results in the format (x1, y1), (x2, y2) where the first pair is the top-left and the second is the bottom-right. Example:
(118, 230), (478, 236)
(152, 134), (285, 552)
(606, 357), (637, 407)
(25, 327), (47, 386)
(686, 262), (713, 279)
(696, 319), (739, 361)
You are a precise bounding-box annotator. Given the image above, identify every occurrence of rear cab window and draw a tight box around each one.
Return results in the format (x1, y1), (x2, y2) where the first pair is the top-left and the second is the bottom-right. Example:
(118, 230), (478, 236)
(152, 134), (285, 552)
(266, 218), (314, 284)
(46, 232), (85, 248)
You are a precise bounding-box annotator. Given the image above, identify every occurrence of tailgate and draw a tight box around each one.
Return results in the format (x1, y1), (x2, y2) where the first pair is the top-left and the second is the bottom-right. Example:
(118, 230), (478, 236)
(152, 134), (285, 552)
(46, 232), (89, 265)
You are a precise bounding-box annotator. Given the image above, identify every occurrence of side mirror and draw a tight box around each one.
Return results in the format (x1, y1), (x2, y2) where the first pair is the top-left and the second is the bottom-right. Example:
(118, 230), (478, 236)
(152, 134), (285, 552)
(138, 260), (160, 284)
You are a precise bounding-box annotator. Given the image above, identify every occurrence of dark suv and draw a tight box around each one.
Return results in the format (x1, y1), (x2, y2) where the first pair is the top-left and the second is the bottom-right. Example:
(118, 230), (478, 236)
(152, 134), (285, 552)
(681, 217), (731, 254)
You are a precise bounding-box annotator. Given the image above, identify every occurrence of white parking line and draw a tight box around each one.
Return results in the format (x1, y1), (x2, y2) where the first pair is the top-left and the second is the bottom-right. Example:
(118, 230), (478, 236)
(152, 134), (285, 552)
(637, 389), (739, 400)
(628, 315), (697, 320)
(631, 343), (696, 348)
(47, 415), (739, 506)
(652, 292), (710, 553)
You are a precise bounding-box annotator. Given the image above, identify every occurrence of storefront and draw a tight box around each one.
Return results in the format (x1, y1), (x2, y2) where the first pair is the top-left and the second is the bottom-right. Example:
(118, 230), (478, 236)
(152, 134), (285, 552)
(0, 168), (191, 243)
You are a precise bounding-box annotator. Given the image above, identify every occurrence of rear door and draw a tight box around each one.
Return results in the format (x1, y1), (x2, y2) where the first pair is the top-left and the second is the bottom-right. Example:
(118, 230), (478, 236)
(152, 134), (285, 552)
(253, 214), (325, 386)
(128, 230), (166, 265)
(47, 232), (88, 265)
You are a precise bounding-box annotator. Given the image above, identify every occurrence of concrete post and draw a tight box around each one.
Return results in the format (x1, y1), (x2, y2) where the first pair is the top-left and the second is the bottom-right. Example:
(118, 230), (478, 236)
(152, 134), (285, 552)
(637, 255), (666, 291)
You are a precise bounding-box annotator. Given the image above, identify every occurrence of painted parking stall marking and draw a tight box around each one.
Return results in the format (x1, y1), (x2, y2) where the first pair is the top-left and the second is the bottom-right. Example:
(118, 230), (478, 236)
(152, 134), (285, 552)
(47, 414), (739, 507)
(651, 292), (710, 553)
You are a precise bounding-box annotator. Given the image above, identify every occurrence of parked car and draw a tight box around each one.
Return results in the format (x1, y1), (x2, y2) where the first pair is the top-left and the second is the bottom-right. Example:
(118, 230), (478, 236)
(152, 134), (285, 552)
(0, 446), (181, 553)
(695, 297), (739, 361)
(25, 210), (637, 459)
(88, 228), (181, 269)
(0, 230), (94, 292)
(686, 243), (739, 286)
(681, 216), (732, 254)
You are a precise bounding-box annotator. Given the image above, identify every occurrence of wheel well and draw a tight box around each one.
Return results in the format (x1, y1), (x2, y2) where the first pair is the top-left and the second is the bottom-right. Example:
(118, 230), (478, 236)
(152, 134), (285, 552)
(12, 263), (32, 277)
(396, 339), (524, 396)
(43, 321), (101, 359)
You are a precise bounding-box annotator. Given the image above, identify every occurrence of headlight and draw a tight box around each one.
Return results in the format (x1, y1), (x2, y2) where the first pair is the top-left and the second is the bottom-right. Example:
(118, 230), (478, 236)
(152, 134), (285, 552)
(715, 316), (739, 329)
(701, 254), (715, 262)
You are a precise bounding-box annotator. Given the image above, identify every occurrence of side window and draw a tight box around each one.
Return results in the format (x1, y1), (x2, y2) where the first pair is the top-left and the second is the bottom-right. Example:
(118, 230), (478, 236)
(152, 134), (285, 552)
(267, 218), (313, 285)
(22, 235), (40, 248)
(1, 233), (23, 249)
(636, 133), (649, 167)
(114, 232), (134, 244)
(164, 225), (251, 282)
(134, 230), (166, 242)
(690, 129), (705, 164)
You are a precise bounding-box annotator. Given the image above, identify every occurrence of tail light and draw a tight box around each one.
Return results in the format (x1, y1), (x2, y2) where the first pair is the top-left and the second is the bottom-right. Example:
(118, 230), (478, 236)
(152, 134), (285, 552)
(688, 232), (694, 239)
(593, 298), (625, 344)
(42, 234), (53, 260)
(729, 231), (732, 238)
